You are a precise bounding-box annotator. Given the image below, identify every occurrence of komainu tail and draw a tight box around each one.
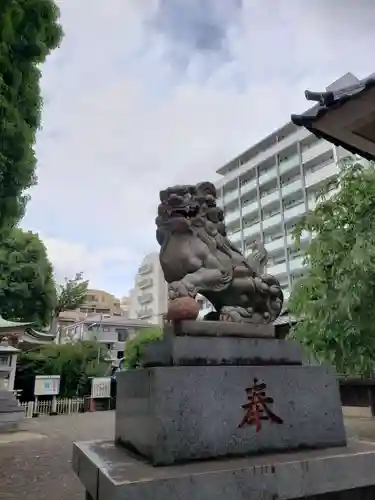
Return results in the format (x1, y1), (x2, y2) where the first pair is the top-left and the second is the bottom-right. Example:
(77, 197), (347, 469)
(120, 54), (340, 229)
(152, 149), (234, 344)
(246, 240), (268, 275)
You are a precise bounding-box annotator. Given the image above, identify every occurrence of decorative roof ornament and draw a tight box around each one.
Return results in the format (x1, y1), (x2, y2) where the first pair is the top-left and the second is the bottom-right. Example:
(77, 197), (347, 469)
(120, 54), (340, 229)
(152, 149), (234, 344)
(291, 72), (375, 161)
(0, 336), (9, 347)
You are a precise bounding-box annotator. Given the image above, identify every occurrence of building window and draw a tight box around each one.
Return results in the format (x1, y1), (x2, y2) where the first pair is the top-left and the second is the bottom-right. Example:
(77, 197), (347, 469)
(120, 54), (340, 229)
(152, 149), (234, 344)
(0, 355), (10, 366)
(116, 329), (128, 342)
(117, 351), (124, 359)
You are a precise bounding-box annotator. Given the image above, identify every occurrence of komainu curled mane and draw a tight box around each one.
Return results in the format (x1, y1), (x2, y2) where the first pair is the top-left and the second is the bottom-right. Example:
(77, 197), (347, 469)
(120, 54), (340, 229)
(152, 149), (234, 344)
(156, 181), (283, 323)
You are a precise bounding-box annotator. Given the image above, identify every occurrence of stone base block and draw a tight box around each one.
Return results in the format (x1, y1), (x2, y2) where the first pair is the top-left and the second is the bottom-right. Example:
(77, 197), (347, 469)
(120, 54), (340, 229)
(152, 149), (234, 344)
(0, 390), (24, 432)
(115, 365), (346, 465)
(172, 320), (275, 338)
(141, 334), (303, 367)
(73, 439), (375, 500)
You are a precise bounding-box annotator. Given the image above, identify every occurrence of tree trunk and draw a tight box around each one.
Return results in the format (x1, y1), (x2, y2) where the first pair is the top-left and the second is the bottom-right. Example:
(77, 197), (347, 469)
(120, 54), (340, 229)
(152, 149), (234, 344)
(49, 314), (59, 341)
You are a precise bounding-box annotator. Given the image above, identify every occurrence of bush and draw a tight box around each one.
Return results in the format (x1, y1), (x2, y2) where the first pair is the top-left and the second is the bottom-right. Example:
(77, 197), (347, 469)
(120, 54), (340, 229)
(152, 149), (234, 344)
(123, 327), (163, 369)
(15, 340), (109, 401)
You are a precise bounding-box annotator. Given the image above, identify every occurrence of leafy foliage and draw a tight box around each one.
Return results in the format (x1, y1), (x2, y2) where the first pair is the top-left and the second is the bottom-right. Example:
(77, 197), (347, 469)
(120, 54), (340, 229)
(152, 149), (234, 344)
(0, 228), (56, 325)
(54, 272), (89, 316)
(289, 157), (375, 377)
(0, 0), (63, 231)
(123, 327), (163, 369)
(15, 340), (109, 401)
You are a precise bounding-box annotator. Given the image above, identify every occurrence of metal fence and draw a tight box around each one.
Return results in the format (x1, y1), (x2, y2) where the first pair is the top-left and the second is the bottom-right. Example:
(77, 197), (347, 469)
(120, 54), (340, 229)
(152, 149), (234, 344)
(20, 397), (85, 418)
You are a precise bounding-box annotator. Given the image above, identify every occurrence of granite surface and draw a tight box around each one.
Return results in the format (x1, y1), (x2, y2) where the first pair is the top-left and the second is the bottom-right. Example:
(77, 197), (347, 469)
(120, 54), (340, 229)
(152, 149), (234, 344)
(73, 438), (375, 500)
(115, 364), (346, 465)
(141, 335), (303, 367)
(171, 320), (275, 338)
(0, 390), (24, 432)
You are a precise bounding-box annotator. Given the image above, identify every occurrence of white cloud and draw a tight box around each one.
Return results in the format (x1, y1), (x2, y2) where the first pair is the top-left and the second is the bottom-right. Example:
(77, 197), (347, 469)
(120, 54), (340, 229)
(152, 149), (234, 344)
(22, 0), (375, 296)
(42, 235), (139, 295)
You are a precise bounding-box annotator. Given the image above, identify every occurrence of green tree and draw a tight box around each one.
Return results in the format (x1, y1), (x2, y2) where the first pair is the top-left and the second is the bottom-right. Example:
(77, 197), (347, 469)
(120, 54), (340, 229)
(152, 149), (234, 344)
(51, 272), (89, 335)
(15, 340), (109, 400)
(0, 0), (63, 231)
(289, 157), (375, 377)
(0, 228), (56, 325)
(123, 327), (163, 369)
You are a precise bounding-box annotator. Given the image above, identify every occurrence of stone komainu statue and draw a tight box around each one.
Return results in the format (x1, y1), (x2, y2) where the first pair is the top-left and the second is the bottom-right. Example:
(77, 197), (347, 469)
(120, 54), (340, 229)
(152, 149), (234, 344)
(155, 181), (283, 323)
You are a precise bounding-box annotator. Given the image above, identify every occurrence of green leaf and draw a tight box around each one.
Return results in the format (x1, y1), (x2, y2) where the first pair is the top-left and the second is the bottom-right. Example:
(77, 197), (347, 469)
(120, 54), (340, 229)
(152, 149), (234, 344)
(0, 228), (56, 325)
(289, 157), (375, 378)
(0, 0), (63, 229)
(123, 327), (163, 369)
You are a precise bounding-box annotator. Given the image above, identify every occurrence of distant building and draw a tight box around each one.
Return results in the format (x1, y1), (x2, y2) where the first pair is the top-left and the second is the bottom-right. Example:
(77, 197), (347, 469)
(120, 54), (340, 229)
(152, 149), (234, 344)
(60, 314), (158, 363)
(120, 296), (130, 317)
(59, 288), (124, 327)
(75, 288), (123, 316)
(215, 73), (371, 303)
(197, 295), (214, 319)
(129, 252), (168, 326)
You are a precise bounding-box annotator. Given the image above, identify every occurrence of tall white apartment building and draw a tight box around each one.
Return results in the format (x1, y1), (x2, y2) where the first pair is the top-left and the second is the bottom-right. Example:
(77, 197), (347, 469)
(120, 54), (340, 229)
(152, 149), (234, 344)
(129, 252), (215, 322)
(215, 123), (352, 302)
(129, 252), (168, 326)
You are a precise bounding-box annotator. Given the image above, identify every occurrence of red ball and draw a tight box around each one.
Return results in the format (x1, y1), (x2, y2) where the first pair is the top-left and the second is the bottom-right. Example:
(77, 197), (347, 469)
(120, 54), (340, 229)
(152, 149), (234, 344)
(167, 297), (200, 321)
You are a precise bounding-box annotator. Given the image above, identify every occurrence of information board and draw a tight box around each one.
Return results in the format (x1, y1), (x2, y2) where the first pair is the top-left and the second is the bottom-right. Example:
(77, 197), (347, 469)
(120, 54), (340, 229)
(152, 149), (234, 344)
(34, 375), (60, 396)
(91, 377), (111, 399)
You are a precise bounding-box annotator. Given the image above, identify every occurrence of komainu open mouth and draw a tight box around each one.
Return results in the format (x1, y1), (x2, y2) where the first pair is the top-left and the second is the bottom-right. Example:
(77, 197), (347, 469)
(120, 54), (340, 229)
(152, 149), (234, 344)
(169, 206), (200, 219)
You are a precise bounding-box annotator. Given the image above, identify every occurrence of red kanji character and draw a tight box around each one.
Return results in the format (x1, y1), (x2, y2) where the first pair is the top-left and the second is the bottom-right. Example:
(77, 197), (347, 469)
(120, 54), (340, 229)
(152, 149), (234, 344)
(239, 378), (283, 432)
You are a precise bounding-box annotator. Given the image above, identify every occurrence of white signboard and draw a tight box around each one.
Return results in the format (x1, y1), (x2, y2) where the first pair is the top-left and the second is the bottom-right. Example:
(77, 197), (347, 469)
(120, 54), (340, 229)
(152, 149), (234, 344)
(34, 375), (60, 396)
(91, 377), (111, 399)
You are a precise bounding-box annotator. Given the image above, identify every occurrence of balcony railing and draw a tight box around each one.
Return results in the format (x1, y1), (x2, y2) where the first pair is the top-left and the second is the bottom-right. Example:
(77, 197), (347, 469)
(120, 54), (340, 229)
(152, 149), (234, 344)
(283, 202), (305, 223)
(225, 209), (240, 224)
(218, 128), (310, 185)
(243, 223), (261, 240)
(138, 277), (153, 289)
(265, 236), (284, 253)
(242, 200), (258, 218)
(259, 168), (277, 185)
(138, 264), (153, 275)
(138, 293), (153, 305)
(281, 179), (302, 198)
(301, 140), (332, 164)
(304, 162), (338, 189)
(262, 213), (282, 231)
(279, 154), (300, 175)
(267, 261), (288, 276)
(289, 256), (305, 272)
(261, 190), (279, 208)
(228, 230), (242, 244)
(137, 308), (153, 319)
(223, 189), (239, 205)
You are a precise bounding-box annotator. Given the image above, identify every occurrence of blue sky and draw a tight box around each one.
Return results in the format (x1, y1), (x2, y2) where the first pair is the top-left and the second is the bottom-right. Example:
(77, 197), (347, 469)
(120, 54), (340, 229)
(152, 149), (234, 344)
(22, 0), (375, 298)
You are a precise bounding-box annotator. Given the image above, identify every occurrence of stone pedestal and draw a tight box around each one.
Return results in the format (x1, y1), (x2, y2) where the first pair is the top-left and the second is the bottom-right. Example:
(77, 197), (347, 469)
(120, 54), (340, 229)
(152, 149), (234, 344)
(115, 365), (346, 466)
(73, 439), (375, 500)
(73, 320), (375, 499)
(0, 390), (24, 432)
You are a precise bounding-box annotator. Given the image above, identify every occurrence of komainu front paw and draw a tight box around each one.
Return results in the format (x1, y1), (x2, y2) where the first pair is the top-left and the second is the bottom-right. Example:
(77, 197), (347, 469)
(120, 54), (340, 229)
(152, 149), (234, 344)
(168, 281), (195, 300)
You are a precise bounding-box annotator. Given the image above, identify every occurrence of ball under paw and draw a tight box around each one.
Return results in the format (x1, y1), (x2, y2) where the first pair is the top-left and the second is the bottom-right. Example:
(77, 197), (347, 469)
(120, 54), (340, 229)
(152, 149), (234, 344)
(167, 297), (200, 321)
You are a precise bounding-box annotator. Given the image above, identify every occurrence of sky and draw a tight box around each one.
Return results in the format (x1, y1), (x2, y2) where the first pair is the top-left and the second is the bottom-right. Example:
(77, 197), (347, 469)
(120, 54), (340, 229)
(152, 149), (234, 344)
(22, 0), (375, 298)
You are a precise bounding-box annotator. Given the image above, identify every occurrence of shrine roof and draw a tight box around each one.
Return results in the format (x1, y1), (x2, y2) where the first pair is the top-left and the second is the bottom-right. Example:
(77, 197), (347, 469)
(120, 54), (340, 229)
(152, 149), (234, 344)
(0, 315), (32, 329)
(291, 75), (375, 161)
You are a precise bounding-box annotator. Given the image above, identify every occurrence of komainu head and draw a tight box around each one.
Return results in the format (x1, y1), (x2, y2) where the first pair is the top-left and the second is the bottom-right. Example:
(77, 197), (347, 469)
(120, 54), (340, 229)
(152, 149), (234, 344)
(155, 181), (220, 243)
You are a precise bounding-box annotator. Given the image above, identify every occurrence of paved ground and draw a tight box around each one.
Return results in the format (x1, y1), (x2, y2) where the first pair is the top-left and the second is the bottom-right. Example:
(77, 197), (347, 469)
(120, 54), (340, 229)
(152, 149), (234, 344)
(0, 412), (375, 500)
(0, 411), (114, 500)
